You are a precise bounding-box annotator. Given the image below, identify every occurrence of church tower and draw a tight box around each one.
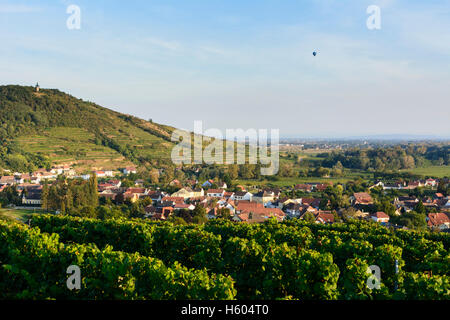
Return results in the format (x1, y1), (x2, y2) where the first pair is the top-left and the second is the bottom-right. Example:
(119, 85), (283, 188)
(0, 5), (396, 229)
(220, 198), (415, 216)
(35, 83), (40, 92)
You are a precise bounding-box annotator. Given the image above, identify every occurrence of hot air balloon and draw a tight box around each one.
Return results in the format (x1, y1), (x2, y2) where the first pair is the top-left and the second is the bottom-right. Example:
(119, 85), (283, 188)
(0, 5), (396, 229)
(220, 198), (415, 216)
(313, 51), (317, 56)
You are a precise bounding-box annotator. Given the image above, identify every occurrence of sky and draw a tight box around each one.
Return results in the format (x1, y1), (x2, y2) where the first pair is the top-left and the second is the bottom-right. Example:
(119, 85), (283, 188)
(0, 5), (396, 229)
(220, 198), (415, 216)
(0, 0), (449, 138)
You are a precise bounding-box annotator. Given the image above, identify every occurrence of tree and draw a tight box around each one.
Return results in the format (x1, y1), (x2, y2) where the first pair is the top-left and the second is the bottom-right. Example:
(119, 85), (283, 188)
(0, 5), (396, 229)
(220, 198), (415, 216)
(129, 202), (145, 219)
(192, 204), (207, 217)
(415, 200), (426, 214)
(341, 207), (359, 221)
(391, 211), (427, 230)
(168, 216), (188, 225)
(375, 199), (396, 216)
(149, 168), (160, 184)
(140, 197), (153, 207)
(228, 164), (239, 180)
(217, 207), (231, 220)
(302, 212), (316, 223)
(437, 180), (448, 196)
(192, 214), (208, 225)
(41, 182), (49, 211)
(88, 174), (99, 207)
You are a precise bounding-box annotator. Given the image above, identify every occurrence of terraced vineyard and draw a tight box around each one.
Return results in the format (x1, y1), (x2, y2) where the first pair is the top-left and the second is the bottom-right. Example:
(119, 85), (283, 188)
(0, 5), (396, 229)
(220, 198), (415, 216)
(1, 215), (448, 300)
(16, 127), (132, 171)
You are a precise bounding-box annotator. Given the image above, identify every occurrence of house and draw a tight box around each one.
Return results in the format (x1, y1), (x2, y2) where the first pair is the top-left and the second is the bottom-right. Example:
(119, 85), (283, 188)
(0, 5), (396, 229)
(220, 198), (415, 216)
(223, 191), (234, 199)
(434, 193), (445, 199)
(315, 211), (335, 224)
(108, 180), (122, 187)
(51, 167), (64, 175)
(98, 183), (116, 192)
(191, 188), (204, 198)
(123, 167), (137, 175)
(383, 182), (404, 190)
(215, 199), (236, 213)
(30, 176), (41, 184)
(20, 174), (31, 182)
(171, 187), (199, 199)
(188, 196), (208, 206)
(231, 191), (253, 201)
(406, 181), (423, 189)
(94, 170), (113, 178)
(121, 192), (139, 203)
(395, 196), (419, 212)
(207, 207), (219, 219)
(206, 189), (225, 198)
(145, 205), (173, 220)
(146, 190), (165, 203)
(98, 191), (118, 201)
(295, 184), (312, 193)
(171, 187), (204, 199)
(425, 179), (438, 187)
(202, 180), (214, 188)
(173, 203), (195, 211)
(126, 187), (147, 196)
(443, 198), (450, 209)
(265, 199), (285, 209)
(284, 203), (310, 217)
(218, 182), (228, 189)
(234, 201), (264, 214)
(232, 207), (285, 224)
(369, 181), (384, 189)
(21, 187), (43, 206)
(252, 190), (279, 205)
(301, 198), (322, 209)
(0, 176), (16, 185)
(315, 183), (332, 192)
(427, 213), (450, 230)
(161, 196), (185, 204)
(172, 187), (193, 199)
(351, 192), (374, 206)
(370, 212), (390, 223)
(267, 197), (297, 209)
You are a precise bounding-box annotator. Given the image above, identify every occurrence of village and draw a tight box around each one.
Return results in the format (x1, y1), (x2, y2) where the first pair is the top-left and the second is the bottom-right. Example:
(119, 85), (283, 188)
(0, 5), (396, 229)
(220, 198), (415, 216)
(1, 164), (449, 231)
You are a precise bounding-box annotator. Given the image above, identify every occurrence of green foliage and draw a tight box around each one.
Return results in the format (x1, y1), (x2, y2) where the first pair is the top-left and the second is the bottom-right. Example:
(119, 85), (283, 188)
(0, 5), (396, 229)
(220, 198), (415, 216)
(0, 220), (235, 299)
(42, 176), (98, 215)
(28, 215), (450, 300)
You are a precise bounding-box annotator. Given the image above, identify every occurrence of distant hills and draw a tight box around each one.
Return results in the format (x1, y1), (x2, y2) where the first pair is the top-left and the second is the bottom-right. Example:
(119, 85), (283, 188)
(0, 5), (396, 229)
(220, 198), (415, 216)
(0, 85), (177, 172)
(281, 134), (450, 142)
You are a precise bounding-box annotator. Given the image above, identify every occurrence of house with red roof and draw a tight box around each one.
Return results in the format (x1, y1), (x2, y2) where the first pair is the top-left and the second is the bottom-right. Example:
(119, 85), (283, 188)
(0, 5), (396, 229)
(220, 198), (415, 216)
(315, 211), (335, 224)
(370, 212), (390, 223)
(351, 192), (374, 206)
(427, 212), (450, 230)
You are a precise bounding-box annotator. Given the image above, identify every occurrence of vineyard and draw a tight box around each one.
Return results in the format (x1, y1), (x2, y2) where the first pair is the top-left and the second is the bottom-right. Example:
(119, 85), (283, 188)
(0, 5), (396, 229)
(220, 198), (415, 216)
(1, 215), (449, 300)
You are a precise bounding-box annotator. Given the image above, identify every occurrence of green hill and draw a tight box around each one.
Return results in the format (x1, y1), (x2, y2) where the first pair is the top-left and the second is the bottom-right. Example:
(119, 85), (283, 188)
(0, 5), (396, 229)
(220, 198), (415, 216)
(0, 85), (177, 172)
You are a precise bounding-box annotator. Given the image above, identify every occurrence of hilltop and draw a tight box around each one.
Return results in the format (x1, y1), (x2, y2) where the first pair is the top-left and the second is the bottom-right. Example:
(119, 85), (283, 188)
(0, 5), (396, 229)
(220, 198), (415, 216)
(0, 85), (176, 172)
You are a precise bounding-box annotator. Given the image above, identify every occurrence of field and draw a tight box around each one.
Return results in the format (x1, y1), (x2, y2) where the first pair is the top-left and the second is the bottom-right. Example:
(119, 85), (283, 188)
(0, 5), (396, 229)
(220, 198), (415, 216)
(0, 208), (37, 223)
(401, 165), (450, 178)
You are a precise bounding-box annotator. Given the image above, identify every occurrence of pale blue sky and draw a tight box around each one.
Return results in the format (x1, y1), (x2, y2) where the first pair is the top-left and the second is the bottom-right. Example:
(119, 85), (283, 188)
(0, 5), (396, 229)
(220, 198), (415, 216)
(1, 0), (449, 137)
